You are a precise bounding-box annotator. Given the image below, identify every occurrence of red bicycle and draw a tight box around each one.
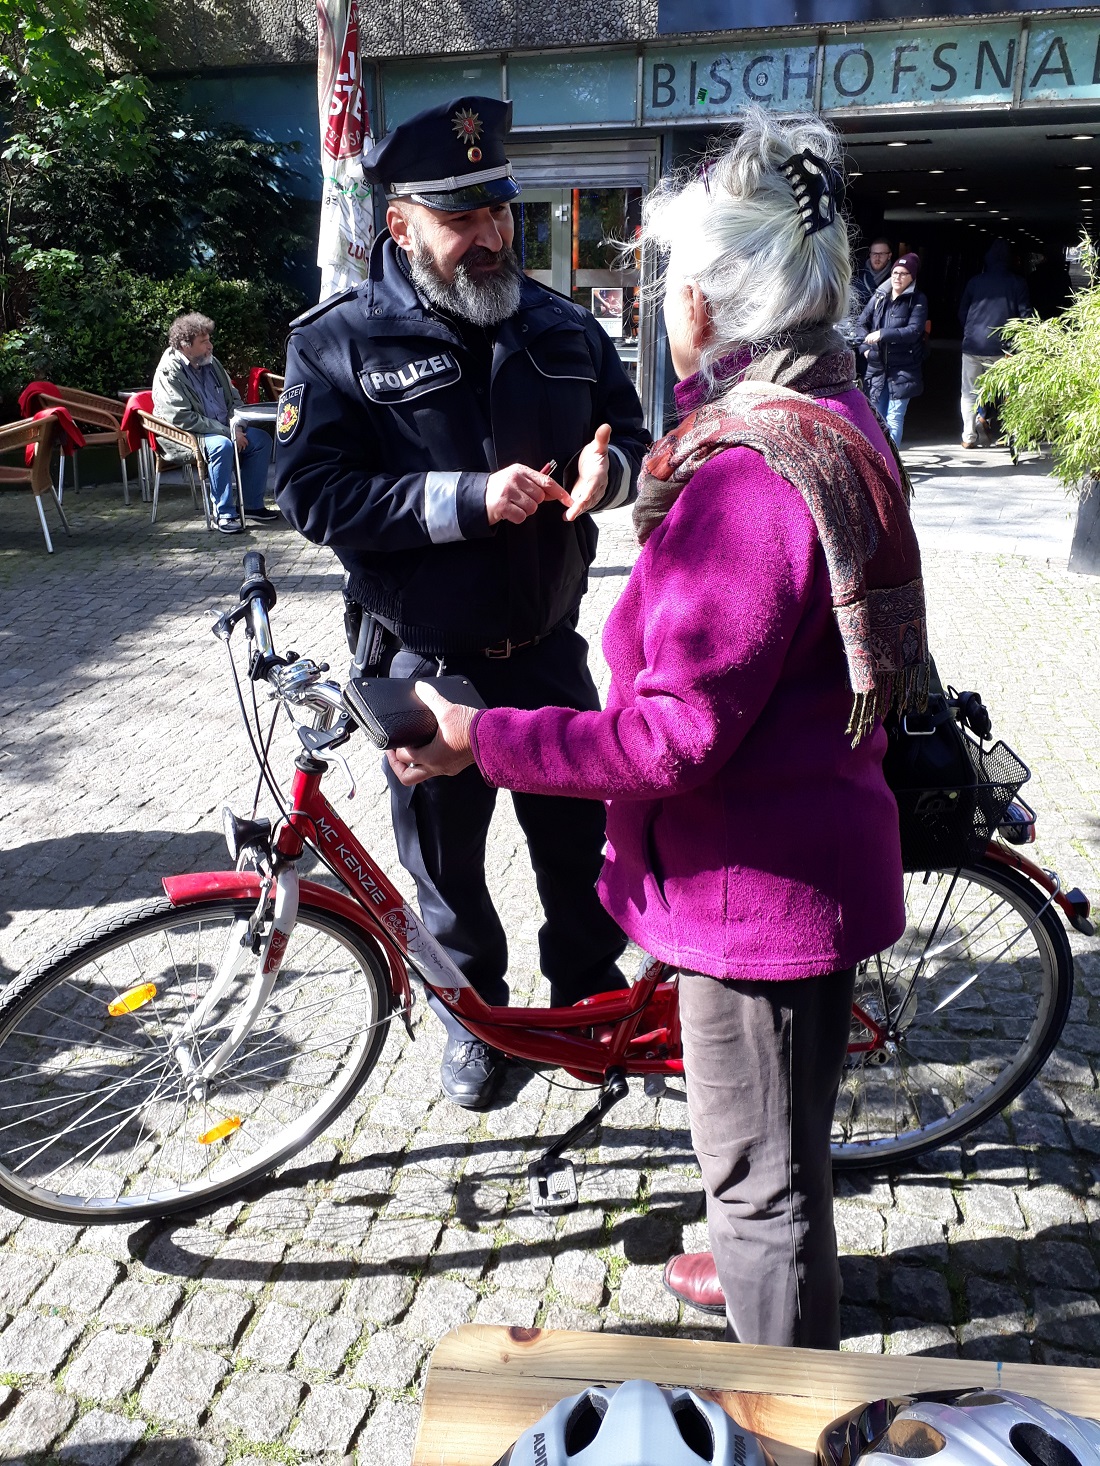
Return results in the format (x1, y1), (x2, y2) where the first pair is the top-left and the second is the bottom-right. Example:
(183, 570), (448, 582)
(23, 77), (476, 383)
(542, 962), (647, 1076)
(0, 554), (1090, 1222)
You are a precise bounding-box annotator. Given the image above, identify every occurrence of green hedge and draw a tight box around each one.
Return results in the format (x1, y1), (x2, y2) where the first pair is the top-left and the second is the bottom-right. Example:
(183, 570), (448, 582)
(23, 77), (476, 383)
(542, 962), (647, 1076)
(0, 252), (304, 405)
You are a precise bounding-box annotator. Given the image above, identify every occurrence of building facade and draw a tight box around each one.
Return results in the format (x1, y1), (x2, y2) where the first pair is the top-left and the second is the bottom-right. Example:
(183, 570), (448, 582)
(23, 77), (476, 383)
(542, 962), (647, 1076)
(169, 2), (1100, 430)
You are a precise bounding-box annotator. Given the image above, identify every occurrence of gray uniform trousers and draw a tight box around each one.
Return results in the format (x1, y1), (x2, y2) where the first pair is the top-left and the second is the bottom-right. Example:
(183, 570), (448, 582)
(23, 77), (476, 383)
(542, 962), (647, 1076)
(679, 966), (857, 1349)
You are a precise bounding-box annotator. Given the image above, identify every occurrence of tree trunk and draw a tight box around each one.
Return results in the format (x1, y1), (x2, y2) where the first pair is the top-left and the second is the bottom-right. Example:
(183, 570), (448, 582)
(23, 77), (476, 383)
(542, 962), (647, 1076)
(1069, 478), (1100, 575)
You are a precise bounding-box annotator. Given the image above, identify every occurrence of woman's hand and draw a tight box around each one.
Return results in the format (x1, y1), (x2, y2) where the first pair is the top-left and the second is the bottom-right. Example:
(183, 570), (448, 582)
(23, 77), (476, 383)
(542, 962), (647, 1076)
(864, 330), (882, 345)
(386, 682), (477, 786)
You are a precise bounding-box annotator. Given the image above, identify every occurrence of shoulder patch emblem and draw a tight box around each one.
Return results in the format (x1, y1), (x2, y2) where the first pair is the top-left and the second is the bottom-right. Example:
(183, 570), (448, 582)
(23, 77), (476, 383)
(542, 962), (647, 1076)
(276, 384), (305, 444)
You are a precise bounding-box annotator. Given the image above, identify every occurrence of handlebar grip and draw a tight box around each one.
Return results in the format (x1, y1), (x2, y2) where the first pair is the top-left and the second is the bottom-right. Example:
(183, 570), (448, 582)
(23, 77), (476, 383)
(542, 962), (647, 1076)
(239, 553), (276, 612)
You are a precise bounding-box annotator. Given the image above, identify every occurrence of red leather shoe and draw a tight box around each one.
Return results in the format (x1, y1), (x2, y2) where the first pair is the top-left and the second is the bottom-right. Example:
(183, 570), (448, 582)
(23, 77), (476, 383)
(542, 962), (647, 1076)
(662, 1251), (726, 1315)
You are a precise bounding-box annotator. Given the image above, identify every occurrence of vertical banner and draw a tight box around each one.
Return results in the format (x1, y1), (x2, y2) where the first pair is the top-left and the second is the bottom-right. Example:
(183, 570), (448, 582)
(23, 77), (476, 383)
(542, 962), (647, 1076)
(316, 0), (374, 300)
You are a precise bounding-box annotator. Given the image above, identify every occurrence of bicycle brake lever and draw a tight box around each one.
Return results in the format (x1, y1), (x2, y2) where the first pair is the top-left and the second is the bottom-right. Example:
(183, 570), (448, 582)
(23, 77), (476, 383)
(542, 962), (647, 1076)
(297, 724), (357, 799)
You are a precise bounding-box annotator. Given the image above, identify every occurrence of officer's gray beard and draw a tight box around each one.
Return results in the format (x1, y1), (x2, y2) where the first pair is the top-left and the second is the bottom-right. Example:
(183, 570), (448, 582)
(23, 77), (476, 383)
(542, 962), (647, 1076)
(407, 232), (522, 327)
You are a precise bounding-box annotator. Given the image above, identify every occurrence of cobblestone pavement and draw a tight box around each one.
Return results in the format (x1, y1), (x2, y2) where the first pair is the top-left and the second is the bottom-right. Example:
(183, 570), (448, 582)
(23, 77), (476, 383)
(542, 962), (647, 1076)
(0, 449), (1098, 1466)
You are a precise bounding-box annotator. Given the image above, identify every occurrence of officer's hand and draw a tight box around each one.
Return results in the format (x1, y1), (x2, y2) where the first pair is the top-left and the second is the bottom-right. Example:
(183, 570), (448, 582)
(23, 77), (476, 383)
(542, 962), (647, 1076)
(485, 464), (571, 526)
(387, 683), (476, 785)
(565, 423), (612, 521)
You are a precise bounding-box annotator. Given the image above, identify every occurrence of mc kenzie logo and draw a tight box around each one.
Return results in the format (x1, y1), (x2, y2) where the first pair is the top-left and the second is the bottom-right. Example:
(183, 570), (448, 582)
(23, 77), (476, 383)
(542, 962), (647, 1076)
(361, 352), (461, 403)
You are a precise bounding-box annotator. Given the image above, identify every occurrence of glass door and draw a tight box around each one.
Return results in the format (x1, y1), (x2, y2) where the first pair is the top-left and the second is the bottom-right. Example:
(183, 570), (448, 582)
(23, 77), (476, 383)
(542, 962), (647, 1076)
(514, 187), (648, 404)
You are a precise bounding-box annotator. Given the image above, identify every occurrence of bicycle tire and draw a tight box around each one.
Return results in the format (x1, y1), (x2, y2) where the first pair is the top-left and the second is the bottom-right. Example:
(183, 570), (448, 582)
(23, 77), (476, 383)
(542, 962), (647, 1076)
(831, 856), (1073, 1171)
(0, 895), (393, 1222)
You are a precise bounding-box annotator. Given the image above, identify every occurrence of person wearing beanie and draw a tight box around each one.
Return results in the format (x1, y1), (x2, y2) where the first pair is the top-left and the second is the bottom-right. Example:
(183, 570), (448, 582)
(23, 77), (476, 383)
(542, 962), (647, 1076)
(856, 251), (928, 445)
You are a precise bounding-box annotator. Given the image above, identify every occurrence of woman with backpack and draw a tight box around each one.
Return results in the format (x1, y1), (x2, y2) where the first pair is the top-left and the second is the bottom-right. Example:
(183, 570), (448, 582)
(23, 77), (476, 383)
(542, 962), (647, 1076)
(856, 251), (928, 445)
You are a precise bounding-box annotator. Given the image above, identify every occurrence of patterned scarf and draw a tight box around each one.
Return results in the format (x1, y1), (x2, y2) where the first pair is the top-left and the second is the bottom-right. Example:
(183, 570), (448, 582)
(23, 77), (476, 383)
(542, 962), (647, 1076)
(634, 328), (929, 743)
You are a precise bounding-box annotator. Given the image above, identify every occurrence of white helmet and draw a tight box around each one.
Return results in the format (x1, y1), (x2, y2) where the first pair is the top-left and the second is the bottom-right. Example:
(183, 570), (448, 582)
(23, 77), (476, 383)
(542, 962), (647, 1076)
(817, 1389), (1100, 1466)
(493, 1378), (777, 1466)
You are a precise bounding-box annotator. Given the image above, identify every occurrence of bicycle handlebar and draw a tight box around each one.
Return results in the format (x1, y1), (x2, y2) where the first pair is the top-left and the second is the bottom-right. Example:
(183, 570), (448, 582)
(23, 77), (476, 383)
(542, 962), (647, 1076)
(238, 553), (278, 668)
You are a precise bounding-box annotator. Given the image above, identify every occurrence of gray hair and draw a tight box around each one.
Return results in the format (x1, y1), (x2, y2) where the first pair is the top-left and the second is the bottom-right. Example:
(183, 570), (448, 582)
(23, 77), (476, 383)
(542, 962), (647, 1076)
(641, 108), (852, 367)
(168, 313), (215, 350)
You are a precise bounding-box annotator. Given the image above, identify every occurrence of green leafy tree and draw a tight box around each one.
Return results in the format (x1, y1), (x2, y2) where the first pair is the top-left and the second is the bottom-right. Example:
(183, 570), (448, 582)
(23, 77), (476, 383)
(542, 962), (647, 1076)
(0, 0), (309, 402)
(979, 240), (1100, 495)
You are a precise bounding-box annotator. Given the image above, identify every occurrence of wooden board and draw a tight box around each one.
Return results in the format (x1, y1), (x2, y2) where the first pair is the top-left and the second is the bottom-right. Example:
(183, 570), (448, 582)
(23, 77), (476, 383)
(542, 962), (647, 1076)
(414, 1325), (1100, 1466)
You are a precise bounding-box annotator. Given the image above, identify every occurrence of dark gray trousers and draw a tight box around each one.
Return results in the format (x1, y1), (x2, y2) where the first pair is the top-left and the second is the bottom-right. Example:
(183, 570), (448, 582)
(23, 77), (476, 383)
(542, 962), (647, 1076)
(679, 966), (856, 1349)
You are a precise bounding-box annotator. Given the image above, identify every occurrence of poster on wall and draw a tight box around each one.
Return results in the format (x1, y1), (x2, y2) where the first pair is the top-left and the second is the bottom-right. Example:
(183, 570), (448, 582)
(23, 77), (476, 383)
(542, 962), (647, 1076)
(593, 288), (624, 338)
(658, 0), (1097, 35)
(316, 0), (374, 301)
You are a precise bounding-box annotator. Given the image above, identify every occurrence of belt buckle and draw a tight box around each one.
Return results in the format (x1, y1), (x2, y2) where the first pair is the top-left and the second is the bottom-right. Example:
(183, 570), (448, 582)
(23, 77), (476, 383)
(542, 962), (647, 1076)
(484, 639), (513, 659)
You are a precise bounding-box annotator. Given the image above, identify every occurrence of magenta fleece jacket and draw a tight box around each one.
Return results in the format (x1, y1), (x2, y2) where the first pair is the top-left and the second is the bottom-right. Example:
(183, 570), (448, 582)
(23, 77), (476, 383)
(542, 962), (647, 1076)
(469, 382), (906, 981)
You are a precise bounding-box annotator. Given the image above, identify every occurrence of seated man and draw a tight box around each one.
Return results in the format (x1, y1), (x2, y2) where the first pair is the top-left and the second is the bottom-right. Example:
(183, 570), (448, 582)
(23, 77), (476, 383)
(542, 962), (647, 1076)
(153, 313), (278, 534)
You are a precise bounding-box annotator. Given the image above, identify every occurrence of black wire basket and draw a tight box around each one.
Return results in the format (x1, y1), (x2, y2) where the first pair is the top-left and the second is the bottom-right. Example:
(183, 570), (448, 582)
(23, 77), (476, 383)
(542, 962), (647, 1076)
(894, 734), (1031, 872)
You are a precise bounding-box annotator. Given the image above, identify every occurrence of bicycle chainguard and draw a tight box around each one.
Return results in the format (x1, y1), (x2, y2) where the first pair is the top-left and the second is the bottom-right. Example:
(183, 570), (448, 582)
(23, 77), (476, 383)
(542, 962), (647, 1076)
(528, 1156), (578, 1213)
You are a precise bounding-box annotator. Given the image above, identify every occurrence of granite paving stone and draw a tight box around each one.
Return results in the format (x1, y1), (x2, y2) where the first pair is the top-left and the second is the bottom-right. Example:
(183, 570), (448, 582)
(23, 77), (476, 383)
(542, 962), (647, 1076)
(352, 1329), (426, 1388)
(65, 1329), (155, 1402)
(57, 1407), (148, 1465)
(210, 1370), (305, 1442)
(356, 1395), (420, 1466)
(171, 1290), (252, 1348)
(0, 1388), (78, 1456)
(297, 1311), (362, 1372)
(618, 1264), (679, 1324)
(474, 1290), (541, 1327)
(138, 1343), (231, 1427)
(288, 1382), (372, 1455)
(344, 1268), (416, 1325)
(98, 1281), (184, 1331)
(240, 1301), (312, 1368)
(552, 1251), (607, 1308)
(0, 1311), (81, 1375)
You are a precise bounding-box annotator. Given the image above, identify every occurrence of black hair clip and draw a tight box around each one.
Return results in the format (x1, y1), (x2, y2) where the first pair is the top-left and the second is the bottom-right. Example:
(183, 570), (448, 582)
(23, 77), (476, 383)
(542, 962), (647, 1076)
(780, 149), (845, 236)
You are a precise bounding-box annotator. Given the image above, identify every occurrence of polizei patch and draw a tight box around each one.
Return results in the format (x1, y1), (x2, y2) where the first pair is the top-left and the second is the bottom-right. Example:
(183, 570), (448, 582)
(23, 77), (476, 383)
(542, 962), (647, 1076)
(276, 383), (305, 443)
(359, 351), (461, 404)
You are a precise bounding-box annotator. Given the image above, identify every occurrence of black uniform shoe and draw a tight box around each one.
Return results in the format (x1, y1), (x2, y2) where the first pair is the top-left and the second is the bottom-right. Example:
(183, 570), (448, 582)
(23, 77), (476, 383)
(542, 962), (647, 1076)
(440, 1034), (503, 1110)
(245, 504), (281, 522)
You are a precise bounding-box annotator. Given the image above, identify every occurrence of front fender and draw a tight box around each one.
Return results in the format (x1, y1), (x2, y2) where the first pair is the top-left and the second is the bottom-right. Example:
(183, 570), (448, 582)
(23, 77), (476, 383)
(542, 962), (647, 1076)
(162, 871), (412, 1024)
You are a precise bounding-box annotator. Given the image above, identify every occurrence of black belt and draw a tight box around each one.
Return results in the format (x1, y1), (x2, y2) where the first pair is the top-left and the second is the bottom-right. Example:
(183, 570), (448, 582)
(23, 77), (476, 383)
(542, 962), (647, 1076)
(481, 635), (542, 660)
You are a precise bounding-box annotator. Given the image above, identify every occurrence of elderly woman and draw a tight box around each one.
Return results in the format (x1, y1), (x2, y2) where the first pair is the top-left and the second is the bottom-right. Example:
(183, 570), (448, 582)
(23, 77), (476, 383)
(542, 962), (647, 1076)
(390, 110), (928, 1349)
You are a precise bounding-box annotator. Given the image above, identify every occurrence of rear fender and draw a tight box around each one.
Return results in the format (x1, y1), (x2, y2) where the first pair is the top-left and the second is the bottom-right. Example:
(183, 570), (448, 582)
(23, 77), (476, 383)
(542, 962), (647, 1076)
(162, 872), (413, 1026)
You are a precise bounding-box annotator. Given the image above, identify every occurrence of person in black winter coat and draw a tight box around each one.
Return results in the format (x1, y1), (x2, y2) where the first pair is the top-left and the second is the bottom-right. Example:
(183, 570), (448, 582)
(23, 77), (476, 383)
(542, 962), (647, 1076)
(856, 251), (928, 446)
(957, 239), (1031, 448)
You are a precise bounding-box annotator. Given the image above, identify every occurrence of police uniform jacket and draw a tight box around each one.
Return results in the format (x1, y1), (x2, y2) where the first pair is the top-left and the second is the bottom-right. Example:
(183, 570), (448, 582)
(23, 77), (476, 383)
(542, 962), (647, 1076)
(275, 233), (651, 656)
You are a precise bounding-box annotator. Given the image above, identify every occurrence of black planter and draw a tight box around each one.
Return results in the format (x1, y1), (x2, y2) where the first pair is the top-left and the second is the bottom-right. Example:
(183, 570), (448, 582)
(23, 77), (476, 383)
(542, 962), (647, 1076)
(1069, 478), (1100, 575)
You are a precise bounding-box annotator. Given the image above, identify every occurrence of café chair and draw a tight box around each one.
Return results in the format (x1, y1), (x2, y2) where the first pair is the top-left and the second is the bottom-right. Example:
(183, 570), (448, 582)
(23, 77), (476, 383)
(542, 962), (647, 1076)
(0, 414), (74, 553)
(18, 382), (134, 504)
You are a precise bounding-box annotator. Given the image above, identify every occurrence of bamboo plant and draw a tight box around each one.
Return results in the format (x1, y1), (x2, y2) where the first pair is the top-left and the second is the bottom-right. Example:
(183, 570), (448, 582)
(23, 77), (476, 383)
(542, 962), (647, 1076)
(978, 238), (1100, 495)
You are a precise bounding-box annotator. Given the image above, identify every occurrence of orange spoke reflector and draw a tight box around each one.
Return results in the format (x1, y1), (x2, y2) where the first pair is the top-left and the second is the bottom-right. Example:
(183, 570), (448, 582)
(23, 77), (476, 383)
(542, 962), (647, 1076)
(108, 983), (157, 1017)
(198, 1117), (242, 1145)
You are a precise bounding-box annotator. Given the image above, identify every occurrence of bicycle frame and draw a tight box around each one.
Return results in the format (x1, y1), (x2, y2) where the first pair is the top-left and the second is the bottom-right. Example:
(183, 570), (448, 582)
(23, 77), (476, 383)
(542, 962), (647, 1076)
(164, 755), (683, 1087)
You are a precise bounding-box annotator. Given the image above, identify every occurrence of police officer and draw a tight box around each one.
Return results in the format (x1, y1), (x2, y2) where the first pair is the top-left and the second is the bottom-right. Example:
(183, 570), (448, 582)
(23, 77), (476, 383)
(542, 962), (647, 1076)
(275, 96), (650, 1109)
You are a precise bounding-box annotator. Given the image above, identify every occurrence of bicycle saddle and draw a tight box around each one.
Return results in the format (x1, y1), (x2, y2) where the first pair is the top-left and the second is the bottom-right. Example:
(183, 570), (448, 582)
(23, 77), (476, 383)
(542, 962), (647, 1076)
(344, 674), (485, 749)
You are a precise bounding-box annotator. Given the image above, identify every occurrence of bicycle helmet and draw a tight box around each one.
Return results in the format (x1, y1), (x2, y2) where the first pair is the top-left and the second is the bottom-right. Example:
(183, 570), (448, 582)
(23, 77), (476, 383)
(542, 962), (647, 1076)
(493, 1378), (777, 1466)
(817, 1388), (1100, 1466)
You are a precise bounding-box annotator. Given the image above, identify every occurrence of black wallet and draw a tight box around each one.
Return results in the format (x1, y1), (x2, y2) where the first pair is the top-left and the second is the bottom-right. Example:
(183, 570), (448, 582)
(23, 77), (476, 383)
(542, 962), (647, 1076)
(344, 675), (486, 750)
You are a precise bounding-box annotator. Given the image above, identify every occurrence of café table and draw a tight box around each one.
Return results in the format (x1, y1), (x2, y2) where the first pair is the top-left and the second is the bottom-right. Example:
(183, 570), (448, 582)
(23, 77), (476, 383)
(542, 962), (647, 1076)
(413, 1325), (1100, 1466)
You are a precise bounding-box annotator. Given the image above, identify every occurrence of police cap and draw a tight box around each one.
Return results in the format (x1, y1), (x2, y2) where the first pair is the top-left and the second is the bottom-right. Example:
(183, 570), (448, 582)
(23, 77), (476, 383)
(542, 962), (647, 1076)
(363, 95), (520, 213)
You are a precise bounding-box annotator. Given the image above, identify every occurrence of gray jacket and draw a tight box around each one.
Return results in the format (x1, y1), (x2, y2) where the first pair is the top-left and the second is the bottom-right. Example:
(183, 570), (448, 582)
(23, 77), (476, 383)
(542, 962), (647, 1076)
(152, 348), (241, 463)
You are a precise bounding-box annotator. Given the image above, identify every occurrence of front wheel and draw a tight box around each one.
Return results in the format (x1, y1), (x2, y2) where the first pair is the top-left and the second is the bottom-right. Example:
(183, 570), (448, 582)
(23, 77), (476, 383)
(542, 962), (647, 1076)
(832, 857), (1073, 1170)
(0, 895), (393, 1222)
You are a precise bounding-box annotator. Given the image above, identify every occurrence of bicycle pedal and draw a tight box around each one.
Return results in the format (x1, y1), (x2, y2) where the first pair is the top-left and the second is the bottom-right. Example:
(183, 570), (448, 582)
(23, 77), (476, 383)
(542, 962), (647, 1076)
(528, 1157), (577, 1213)
(643, 1075), (687, 1102)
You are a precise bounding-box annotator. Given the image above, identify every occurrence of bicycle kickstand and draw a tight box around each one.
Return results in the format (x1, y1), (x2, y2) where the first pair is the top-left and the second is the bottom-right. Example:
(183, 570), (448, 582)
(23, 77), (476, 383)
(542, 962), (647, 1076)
(528, 1067), (630, 1213)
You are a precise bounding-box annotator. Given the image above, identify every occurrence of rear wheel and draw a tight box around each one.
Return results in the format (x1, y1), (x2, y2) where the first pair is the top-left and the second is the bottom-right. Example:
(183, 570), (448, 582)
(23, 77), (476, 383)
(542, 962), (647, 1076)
(0, 896), (393, 1221)
(832, 857), (1073, 1170)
